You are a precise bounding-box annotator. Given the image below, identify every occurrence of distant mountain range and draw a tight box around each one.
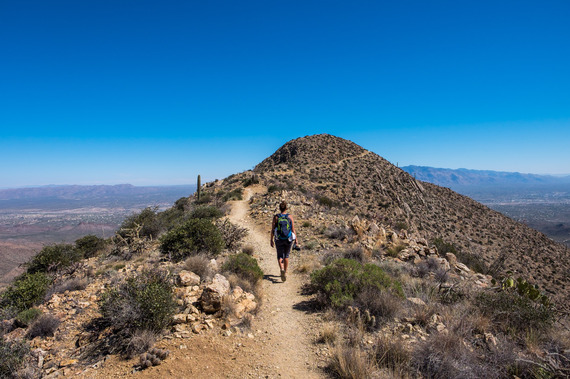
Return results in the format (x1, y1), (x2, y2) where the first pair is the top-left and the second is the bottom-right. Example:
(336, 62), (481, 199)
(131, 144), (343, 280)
(0, 184), (197, 210)
(402, 166), (570, 190)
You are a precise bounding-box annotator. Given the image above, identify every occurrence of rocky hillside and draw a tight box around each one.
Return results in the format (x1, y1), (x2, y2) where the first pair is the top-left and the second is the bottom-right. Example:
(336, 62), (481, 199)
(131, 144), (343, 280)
(254, 134), (570, 301)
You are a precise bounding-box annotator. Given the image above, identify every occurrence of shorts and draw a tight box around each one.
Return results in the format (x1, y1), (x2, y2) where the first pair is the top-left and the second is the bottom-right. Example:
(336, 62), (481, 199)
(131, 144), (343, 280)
(275, 239), (293, 260)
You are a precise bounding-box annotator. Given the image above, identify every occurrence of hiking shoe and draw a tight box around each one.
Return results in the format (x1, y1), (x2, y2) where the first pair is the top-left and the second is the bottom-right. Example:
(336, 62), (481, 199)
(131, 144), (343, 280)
(280, 270), (286, 282)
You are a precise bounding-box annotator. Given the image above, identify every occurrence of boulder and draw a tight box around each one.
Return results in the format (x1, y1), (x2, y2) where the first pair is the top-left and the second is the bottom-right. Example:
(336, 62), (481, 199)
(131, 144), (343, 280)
(178, 270), (200, 287)
(200, 274), (230, 313)
(445, 253), (457, 266)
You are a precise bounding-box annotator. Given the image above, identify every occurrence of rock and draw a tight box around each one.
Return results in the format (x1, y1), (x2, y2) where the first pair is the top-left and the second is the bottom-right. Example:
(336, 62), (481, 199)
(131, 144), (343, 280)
(200, 274), (230, 313)
(455, 262), (470, 274)
(445, 253), (457, 266)
(173, 314), (189, 324)
(368, 222), (380, 236)
(192, 323), (207, 334)
(178, 271), (200, 287)
(407, 297), (427, 307)
(59, 359), (78, 367)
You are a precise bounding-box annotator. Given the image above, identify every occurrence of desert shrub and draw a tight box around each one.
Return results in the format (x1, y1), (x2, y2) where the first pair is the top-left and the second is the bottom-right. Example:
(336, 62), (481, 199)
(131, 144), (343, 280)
(385, 244), (405, 258)
(328, 343), (372, 379)
(195, 192), (213, 204)
(46, 277), (89, 298)
(184, 254), (213, 280)
(242, 175), (259, 187)
(15, 308), (42, 328)
(223, 253), (263, 286)
(99, 268), (176, 334)
(124, 330), (158, 359)
(317, 196), (339, 208)
(432, 237), (458, 256)
(412, 331), (479, 379)
(222, 188), (243, 202)
(160, 218), (225, 261)
(25, 243), (81, 274)
(242, 245), (255, 256)
(456, 250), (488, 274)
(354, 287), (402, 323)
(373, 335), (411, 375)
(215, 219), (248, 252)
(324, 226), (354, 240)
(267, 184), (284, 193)
(189, 205), (223, 220)
(1, 272), (52, 312)
(394, 221), (408, 231)
(311, 258), (403, 308)
(0, 339), (30, 378)
(75, 234), (106, 258)
(302, 221), (312, 228)
(474, 289), (554, 334)
(26, 314), (61, 339)
(342, 247), (368, 263)
(119, 206), (162, 239)
(317, 323), (339, 344)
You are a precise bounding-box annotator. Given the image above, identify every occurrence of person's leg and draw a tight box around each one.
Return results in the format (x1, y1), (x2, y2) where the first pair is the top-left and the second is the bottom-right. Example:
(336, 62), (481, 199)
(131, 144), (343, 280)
(283, 258), (289, 273)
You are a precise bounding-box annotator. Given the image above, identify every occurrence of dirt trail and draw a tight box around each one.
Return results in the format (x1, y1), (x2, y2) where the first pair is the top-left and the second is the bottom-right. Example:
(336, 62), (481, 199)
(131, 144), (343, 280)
(226, 186), (323, 378)
(83, 186), (324, 378)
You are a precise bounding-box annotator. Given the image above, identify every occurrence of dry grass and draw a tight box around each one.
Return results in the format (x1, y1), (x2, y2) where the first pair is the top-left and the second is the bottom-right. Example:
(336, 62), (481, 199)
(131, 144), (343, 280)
(328, 342), (373, 379)
(124, 330), (158, 359)
(242, 245), (255, 256)
(373, 334), (411, 377)
(295, 254), (321, 274)
(317, 322), (339, 344)
(184, 254), (213, 281)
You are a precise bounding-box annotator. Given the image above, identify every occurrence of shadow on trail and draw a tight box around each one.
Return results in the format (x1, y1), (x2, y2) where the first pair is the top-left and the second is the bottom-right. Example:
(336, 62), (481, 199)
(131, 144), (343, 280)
(263, 274), (282, 284)
(292, 298), (321, 314)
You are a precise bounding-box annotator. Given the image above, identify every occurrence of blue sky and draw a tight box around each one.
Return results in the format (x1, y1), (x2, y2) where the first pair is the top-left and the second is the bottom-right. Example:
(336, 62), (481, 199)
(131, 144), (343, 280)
(1, 1), (569, 187)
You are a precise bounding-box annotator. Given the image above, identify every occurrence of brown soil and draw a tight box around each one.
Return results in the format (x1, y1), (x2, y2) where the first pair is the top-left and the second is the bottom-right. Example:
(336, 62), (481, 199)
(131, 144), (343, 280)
(80, 186), (325, 378)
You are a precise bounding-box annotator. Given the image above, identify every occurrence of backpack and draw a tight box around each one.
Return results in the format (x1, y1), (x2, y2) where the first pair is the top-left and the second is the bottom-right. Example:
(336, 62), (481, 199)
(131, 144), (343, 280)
(275, 213), (292, 240)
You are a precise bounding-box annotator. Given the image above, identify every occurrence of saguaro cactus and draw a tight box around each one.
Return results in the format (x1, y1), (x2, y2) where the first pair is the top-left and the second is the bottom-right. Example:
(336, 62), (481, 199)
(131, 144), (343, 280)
(197, 174), (201, 201)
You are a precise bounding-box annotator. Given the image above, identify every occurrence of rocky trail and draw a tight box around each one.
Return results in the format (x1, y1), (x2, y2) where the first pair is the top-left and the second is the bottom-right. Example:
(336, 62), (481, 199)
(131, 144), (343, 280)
(224, 186), (323, 378)
(85, 186), (324, 378)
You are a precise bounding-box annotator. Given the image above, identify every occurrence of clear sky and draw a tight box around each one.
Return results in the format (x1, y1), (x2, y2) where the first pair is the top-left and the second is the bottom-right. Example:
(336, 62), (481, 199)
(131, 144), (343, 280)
(1, 1), (569, 188)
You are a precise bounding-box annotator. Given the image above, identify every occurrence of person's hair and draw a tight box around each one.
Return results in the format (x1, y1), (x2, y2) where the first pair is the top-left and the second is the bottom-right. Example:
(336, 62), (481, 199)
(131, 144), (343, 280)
(279, 201), (287, 212)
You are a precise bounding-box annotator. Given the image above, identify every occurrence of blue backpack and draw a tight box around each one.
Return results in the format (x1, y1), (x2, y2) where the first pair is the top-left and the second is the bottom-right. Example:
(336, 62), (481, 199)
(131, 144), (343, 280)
(275, 213), (292, 240)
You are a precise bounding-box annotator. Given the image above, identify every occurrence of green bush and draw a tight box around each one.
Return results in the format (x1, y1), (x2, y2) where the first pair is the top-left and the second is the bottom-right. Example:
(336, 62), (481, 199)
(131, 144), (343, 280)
(16, 308), (42, 327)
(0, 339), (30, 378)
(311, 258), (403, 308)
(119, 206), (162, 239)
(190, 206), (223, 220)
(1, 272), (52, 312)
(222, 188), (243, 202)
(99, 269), (176, 333)
(317, 196), (339, 208)
(160, 218), (225, 261)
(25, 244), (80, 274)
(75, 234), (106, 258)
(475, 289), (554, 334)
(223, 253), (264, 285)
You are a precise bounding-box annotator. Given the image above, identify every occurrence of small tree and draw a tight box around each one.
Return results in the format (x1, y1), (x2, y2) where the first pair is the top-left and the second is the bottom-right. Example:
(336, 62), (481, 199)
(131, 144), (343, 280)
(160, 218), (225, 261)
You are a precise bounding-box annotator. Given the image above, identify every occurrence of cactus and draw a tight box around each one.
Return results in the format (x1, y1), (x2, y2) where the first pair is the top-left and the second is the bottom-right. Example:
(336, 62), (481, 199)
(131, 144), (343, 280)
(197, 174), (201, 201)
(140, 348), (170, 369)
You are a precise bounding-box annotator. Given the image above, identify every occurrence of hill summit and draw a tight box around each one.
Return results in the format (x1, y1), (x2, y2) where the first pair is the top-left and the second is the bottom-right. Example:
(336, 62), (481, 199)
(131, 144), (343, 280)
(253, 134), (570, 301)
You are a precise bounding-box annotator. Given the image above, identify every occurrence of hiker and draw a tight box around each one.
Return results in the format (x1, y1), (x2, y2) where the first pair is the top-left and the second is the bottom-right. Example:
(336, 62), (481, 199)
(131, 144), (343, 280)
(270, 201), (299, 282)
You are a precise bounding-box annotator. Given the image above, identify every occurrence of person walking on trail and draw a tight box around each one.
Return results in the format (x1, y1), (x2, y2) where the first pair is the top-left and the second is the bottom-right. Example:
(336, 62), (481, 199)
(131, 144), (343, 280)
(270, 201), (299, 282)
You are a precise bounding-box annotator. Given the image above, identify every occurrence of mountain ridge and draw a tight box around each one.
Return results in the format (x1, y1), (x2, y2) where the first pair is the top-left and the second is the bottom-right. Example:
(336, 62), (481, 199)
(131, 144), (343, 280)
(252, 134), (570, 301)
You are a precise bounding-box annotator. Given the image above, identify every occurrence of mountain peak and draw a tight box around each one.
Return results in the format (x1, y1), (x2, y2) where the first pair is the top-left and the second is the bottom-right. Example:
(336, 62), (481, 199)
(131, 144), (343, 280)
(255, 134), (367, 171)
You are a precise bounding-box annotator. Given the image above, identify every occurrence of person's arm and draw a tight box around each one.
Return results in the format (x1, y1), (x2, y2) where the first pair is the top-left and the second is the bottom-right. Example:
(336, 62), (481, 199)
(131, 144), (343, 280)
(270, 215), (276, 247)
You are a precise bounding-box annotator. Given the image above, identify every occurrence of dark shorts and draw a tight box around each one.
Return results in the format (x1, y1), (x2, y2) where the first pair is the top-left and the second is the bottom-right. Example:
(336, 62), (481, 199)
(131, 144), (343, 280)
(275, 239), (293, 260)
